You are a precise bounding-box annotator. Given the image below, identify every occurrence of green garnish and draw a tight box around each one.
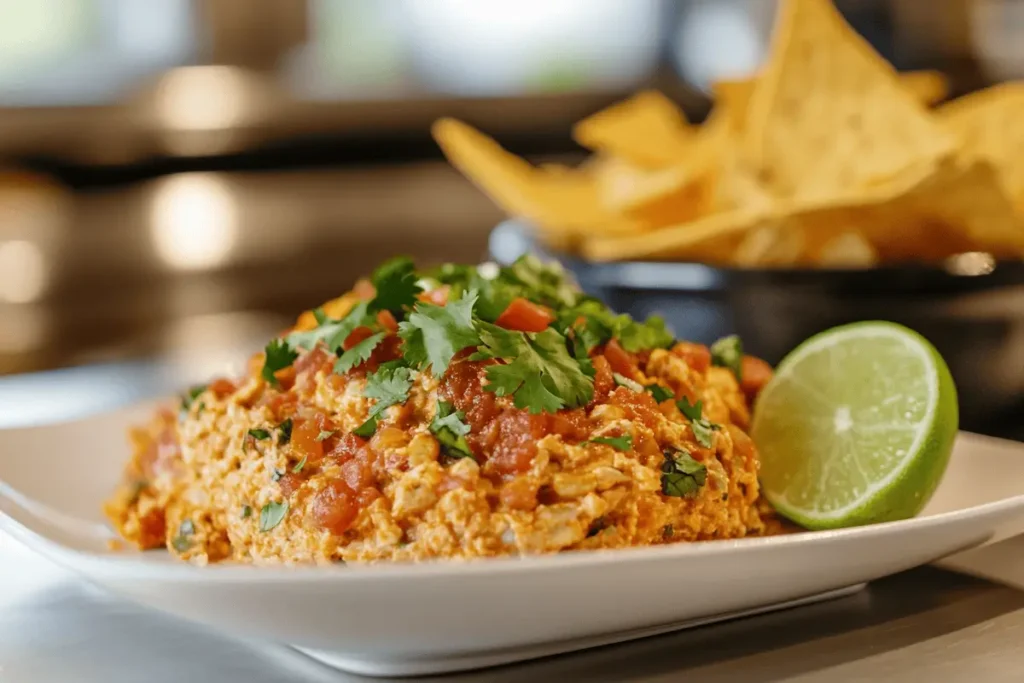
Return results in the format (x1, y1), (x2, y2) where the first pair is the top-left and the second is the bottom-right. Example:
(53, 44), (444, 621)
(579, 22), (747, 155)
(259, 501), (288, 532)
(613, 373), (644, 392)
(315, 430), (335, 442)
(662, 524), (674, 540)
(430, 400), (474, 459)
(286, 301), (373, 352)
(179, 385), (207, 420)
(333, 331), (386, 374)
(278, 418), (293, 444)
(241, 505), (252, 518)
(292, 455), (308, 473)
(171, 519), (194, 553)
(312, 307), (329, 325)
(661, 449), (707, 498)
(271, 469), (283, 482)
(588, 434), (633, 451)
(472, 323), (593, 414)
(399, 291), (480, 375)
(710, 334), (743, 381)
(353, 415), (379, 438)
(262, 338), (298, 386)
(557, 298), (673, 354)
(369, 256), (421, 314)
(646, 383), (674, 403)
(676, 398), (721, 449)
(247, 428), (271, 441)
(362, 361), (413, 423)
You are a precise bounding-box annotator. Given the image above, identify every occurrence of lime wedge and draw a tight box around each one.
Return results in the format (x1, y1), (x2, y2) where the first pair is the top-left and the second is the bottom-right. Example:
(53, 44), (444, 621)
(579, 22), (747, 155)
(752, 322), (958, 530)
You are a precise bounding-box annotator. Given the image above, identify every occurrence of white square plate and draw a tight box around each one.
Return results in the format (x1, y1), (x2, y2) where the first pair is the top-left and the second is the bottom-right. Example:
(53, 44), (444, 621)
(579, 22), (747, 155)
(2, 402), (1024, 677)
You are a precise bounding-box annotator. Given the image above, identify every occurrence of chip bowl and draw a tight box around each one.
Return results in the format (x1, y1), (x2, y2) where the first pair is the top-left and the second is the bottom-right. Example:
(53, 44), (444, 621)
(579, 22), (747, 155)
(489, 219), (1024, 434)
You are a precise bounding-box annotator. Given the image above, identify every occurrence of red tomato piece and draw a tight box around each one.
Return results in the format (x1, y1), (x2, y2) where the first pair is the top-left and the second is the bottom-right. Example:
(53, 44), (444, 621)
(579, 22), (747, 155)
(603, 339), (638, 377)
(376, 310), (399, 333)
(495, 297), (555, 333)
(673, 342), (712, 374)
(312, 479), (358, 535)
(740, 355), (774, 402)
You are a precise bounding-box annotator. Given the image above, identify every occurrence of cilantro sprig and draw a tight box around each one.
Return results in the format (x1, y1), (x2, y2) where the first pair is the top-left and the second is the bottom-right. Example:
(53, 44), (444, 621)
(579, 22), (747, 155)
(354, 361), (414, 436)
(472, 322), (594, 414)
(710, 335), (743, 381)
(588, 434), (633, 451)
(399, 291), (480, 375)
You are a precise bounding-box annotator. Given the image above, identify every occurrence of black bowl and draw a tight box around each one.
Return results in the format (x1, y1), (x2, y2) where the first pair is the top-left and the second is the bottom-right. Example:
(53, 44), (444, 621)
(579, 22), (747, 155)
(489, 220), (1024, 434)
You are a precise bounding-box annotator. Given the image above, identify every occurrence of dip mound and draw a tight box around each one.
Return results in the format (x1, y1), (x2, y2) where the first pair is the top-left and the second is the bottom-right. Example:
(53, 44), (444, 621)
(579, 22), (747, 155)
(105, 257), (780, 565)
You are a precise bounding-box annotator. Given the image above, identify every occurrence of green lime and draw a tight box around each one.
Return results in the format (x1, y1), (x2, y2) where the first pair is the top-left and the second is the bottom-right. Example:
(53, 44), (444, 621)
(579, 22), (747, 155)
(751, 321), (958, 530)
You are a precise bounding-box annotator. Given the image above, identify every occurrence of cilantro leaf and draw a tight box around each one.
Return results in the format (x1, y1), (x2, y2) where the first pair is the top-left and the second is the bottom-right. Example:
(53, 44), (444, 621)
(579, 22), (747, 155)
(352, 415), (379, 438)
(369, 256), (421, 314)
(333, 331), (386, 374)
(616, 315), (674, 353)
(506, 254), (579, 309)
(588, 434), (633, 451)
(241, 505), (252, 518)
(247, 428), (271, 441)
(179, 384), (207, 420)
(171, 519), (195, 553)
(262, 339), (298, 386)
(557, 298), (673, 354)
(473, 323), (593, 414)
(363, 361), (414, 418)
(292, 455), (308, 473)
(278, 418), (293, 445)
(398, 291), (480, 375)
(259, 501), (288, 532)
(646, 384), (674, 403)
(676, 397), (721, 448)
(661, 449), (707, 498)
(286, 301), (374, 352)
(430, 401), (474, 459)
(315, 430), (335, 442)
(711, 335), (743, 381)
(312, 307), (329, 325)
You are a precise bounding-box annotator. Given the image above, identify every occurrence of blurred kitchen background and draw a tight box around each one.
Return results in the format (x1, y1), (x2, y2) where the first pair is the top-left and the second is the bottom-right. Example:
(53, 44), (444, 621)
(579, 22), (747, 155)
(0, 0), (1021, 429)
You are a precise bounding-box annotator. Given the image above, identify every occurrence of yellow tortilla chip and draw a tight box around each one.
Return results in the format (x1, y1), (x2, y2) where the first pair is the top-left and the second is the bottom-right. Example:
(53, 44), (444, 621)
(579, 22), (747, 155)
(581, 207), (770, 263)
(743, 0), (953, 201)
(432, 118), (637, 237)
(813, 231), (880, 268)
(939, 82), (1024, 208)
(734, 223), (805, 267)
(573, 91), (693, 168)
(899, 70), (950, 107)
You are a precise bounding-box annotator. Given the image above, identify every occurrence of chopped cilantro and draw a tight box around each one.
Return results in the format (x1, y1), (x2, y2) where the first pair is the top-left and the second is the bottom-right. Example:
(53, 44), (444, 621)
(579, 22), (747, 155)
(262, 339), (298, 386)
(315, 430), (335, 442)
(711, 335), (743, 381)
(472, 323), (593, 414)
(259, 501), (288, 532)
(179, 384), (207, 420)
(587, 516), (608, 537)
(247, 428), (271, 441)
(617, 315), (674, 353)
(241, 505), (252, 519)
(676, 398), (721, 448)
(286, 301), (374, 352)
(171, 519), (194, 553)
(278, 418), (293, 444)
(292, 455), (308, 473)
(312, 307), (329, 325)
(430, 401), (474, 459)
(646, 383), (674, 403)
(369, 256), (421, 314)
(613, 373), (644, 392)
(661, 449), (707, 498)
(662, 524), (674, 540)
(127, 480), (147, 504)
(557, 299), (673, 354)
(333, 331), (386, 374)
(363, 361), (413, 419)
(271, 469), (284, 482)
(398, 291), (480, 375)
(352, 415), (379, 438)
(588, 434), (633, 451)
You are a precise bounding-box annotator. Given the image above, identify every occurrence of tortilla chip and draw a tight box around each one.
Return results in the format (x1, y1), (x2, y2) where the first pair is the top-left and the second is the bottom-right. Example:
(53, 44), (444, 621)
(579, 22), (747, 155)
(432, 118), (637, 237)
(939, 82), (1024, 208)
(581, 208), (770, 263)
(899, 70), (950, 107)
(813, 231), (880, 267)
(734, 223), (805, 267)
(573, 91), (694, 168)
(743, 0), (953, 201)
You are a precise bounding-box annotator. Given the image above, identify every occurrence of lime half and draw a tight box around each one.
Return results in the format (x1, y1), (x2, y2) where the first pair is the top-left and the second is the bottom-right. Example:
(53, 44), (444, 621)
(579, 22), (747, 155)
(752, 321), (958, 530)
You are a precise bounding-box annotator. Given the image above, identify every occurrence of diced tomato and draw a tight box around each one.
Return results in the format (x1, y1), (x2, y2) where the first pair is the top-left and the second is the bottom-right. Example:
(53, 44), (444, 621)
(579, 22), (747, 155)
(277, 472), (304, 498)
(273, 366), (296, 391)
(419, 285), (450, 306)
(291, 414), (333, 466)
(341, 455), (374, 492)
(312, 479), (358, 535)
(603, 339), (638, 377)
(495, 297), (555, 333)
(208, 378), (237, 398)
(260, 392), (298, 422)
(673, 342), (712, 375)
(352, 279), (375, 300)
(608, 386), (661, 430)
(358, 488), (381, 507)
(590, 354), (614, 403)
(740, 355), (774, 402)
(326, 433), (368, 465)
(343, 326), (376, 351)
(376, 310), (399, 333)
